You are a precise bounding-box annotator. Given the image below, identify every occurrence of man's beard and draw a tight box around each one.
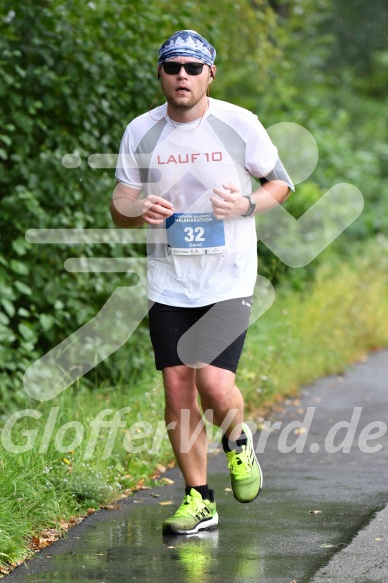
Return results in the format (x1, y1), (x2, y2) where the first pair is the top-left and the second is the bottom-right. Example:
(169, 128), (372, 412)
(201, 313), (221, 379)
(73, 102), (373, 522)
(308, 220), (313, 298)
(167, 94), (205, 112)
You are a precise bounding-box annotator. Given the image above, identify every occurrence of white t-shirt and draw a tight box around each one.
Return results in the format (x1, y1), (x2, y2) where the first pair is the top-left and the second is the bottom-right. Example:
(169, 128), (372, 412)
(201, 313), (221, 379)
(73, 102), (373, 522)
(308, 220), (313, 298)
(115, 98), (278, 307)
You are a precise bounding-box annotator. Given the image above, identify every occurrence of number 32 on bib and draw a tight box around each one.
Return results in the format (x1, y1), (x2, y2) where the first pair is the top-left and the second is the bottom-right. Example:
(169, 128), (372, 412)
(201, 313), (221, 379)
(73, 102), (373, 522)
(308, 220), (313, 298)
(166, 212), (225, 255)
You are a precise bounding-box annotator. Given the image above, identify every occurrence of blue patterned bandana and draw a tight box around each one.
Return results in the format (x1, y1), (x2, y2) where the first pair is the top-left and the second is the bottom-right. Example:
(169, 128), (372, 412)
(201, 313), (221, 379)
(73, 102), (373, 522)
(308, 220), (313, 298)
(158, 30), (216, 67)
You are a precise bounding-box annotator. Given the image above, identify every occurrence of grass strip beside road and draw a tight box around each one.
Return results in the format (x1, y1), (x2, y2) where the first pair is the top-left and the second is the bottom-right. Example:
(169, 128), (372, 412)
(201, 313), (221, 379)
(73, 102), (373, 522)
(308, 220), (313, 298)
(1, 241), (388, 574)
(240, 240), (388, 414)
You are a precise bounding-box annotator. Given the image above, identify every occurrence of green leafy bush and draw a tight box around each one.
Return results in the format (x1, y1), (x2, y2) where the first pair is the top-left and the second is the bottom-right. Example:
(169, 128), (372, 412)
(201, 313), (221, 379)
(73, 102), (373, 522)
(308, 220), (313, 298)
(0, 1), (179, 403)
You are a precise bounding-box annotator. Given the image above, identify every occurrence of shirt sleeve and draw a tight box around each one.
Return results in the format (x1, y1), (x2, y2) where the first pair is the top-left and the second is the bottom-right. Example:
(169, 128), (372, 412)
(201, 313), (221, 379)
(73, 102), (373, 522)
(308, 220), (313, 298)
(244, 116), (279, 178)
(115, 125), (143, 189)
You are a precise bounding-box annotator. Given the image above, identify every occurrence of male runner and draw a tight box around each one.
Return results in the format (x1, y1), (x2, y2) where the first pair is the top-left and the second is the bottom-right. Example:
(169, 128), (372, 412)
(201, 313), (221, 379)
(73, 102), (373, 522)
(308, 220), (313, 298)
(111, 30), (293, 535)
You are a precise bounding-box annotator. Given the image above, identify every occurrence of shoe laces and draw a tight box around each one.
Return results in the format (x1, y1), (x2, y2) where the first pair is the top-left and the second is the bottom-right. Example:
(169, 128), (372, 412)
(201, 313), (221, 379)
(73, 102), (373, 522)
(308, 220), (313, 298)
(174, 493), (207, 517)
(226, 446), (252, 479)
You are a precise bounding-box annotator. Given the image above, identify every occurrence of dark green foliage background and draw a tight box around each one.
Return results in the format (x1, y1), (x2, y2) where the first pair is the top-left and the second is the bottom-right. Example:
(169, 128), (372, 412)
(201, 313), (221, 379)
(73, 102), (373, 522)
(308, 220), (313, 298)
(0, 0), (173, 402)
(0, 0), (387, 405)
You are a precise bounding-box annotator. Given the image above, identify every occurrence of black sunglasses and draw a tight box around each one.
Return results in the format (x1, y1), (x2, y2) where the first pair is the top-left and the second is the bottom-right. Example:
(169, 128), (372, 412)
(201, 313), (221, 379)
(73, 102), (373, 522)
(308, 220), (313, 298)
(162, 61), (206, 76)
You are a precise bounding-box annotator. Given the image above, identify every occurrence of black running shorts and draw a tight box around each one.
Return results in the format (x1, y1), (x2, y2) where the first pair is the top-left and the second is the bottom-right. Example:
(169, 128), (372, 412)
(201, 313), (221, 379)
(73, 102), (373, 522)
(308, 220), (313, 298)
(148, 296), (253, 373)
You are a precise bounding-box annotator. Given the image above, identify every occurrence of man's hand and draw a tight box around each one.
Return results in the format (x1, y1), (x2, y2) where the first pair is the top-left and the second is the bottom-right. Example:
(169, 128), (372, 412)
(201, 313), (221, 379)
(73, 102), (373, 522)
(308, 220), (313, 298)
(142, 195), (174, 225)
(211, 183), (249, 220)
(111, 182), (175, 228)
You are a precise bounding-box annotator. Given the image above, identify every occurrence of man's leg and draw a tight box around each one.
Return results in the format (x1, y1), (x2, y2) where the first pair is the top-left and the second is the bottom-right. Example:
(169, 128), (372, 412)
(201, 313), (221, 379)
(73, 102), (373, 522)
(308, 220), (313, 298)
(162, 364), (208, 486)
(162, 364), (219, 535)
(196, 364), (262, 504)
(195, 364), (244, 439)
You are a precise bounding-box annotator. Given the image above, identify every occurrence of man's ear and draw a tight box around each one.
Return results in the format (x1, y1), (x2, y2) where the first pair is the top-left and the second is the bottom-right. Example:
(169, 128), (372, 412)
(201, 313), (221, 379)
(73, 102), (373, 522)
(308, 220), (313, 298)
(157, 66), (161, 80)
(210, 65), (216, 79)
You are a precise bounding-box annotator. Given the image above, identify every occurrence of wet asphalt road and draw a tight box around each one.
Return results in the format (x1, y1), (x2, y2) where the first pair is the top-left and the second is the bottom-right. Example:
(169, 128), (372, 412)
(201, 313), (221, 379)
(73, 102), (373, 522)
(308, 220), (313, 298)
(5, 350), (388, 583)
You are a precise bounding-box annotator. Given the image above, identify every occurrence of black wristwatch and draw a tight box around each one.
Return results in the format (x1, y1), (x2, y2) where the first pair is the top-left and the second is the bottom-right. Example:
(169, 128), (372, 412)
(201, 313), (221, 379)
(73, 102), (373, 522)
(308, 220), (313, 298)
(241, 195), (256, 217)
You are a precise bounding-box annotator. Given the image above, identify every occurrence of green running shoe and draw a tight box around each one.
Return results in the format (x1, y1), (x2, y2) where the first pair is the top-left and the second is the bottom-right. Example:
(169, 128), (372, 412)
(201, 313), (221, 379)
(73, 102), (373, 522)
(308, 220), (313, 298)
(162, 488), (218, 535)
(225, 422), (263, 503)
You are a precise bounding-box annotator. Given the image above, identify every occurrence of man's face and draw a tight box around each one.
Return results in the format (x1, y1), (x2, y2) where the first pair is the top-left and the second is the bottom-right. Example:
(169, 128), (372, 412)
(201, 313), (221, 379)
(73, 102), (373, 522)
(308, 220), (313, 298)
(159, 56), (215, 112)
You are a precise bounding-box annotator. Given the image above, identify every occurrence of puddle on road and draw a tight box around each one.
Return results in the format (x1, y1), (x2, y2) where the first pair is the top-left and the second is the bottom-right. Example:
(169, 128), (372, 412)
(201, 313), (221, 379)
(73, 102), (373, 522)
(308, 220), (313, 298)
(8, 474), (384, 583)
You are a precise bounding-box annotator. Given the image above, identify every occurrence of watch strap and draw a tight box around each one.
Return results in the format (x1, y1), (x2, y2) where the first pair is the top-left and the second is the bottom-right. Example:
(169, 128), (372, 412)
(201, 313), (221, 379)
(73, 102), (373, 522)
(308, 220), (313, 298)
(241, 195), (256, 217)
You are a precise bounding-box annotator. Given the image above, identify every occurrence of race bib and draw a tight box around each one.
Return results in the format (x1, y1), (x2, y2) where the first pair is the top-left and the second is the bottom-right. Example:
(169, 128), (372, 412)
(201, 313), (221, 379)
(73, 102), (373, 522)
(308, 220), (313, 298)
(166, 212), (225, 255)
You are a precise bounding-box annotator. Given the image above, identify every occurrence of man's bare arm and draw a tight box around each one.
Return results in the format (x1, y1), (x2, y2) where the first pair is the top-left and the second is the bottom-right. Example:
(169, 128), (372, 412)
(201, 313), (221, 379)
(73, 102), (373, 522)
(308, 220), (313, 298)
(251, 179), (290, 214)
(110, 182), (144, 228)
(110, 182), (175, 228)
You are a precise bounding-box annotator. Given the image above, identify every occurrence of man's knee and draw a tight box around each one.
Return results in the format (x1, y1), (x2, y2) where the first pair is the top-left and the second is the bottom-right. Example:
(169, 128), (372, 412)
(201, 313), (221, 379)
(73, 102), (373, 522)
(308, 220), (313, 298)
(163, 365), (197, 413)
(196, 367), (236, 402)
